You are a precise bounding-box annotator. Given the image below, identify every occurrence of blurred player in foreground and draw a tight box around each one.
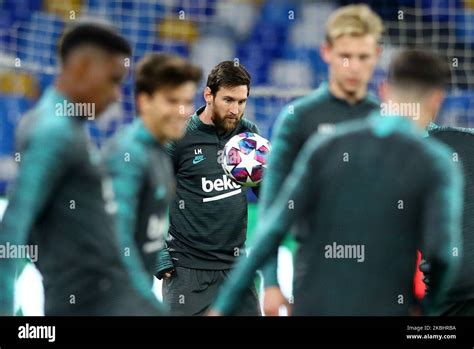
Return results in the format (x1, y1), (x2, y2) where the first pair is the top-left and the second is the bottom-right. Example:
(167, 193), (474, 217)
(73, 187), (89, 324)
(421, 123), (474, 315)
(102, 53), (202, 299)
(260, 4), (383, 315)
(209, 50), (462, 316)
(0, 22), (164, 315)
(161, 61), (261, 315)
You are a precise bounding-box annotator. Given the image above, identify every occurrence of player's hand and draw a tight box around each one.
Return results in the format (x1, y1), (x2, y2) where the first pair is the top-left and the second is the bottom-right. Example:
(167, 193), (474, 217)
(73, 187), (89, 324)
(263, 286), (292, 316)
(206, 309), (223, 316)
(419, 259), (430, 293)
(162, 269), (175, 280)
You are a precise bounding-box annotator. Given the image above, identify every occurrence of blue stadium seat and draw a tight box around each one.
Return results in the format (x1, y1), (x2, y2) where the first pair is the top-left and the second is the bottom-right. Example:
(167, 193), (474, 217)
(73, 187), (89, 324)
(439, 92), (474, 126)
(269, 59), (314, 89)
(0, 10), (12, 45)
(249, 22), (289, 58)
(132, 41), (190, 62)
(83, 0), (117, 13)
(236, 42), (270, 85)
(281, 47), (328, 84)
(0, 95), (33, 155)
(260, 0), (300, 25)
(17, 12), (64, 66)
(135, 1), (166, 18)
(153, 42), (189, 57)
(2, 0), (40, 22)
(456, 11), (474, 43)
(251, 97), (288, 140)
(173, 0), (217, 20)
(420, 0), (462, 22)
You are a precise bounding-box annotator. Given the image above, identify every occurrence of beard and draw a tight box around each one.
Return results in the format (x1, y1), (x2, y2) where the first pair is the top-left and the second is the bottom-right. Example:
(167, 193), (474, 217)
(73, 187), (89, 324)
(211, 108), (242, 132)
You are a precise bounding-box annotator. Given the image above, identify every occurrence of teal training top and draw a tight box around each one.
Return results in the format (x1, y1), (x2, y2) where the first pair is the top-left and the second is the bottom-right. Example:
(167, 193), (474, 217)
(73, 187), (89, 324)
(0, 87), (163, 314)
(166, 106), (259, 270)
(102, 118), (175, 289)
(428, 124), (474, 305)
(259, 82), (380, 287)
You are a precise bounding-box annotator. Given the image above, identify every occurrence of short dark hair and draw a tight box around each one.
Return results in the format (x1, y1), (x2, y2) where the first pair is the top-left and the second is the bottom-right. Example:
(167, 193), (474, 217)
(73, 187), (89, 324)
(388, 49), (451, 90)
(134, 53), (202, 98)
(58, 21), (131, 63)
(206, 61), (251, 96)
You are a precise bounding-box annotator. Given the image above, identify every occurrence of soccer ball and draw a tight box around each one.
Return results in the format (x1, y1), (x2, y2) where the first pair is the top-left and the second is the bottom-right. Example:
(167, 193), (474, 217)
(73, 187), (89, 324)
(222, 132), (271, 187)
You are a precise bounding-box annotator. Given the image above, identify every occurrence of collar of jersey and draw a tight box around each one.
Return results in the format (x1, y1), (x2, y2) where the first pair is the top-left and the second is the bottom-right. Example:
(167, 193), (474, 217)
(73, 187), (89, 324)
(320, 81), (376, 106)
(192, 105), (218, 133)
(40, 87), (88, 123)
(368, 112), (423, 137)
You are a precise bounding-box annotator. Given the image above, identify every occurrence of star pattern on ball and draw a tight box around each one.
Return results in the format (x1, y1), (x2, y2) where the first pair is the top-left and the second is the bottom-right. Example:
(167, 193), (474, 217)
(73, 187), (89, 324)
(235, 149), (261, 175)
(246, 135), (270, 152)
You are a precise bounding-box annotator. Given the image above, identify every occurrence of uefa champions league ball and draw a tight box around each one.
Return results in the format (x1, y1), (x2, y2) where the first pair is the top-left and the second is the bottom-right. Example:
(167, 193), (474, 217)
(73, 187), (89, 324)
(222, 132), (271, 187)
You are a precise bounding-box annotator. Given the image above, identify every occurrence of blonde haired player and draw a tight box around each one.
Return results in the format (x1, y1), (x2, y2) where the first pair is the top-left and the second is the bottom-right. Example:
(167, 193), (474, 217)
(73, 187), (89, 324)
(260, 4), (384, 316)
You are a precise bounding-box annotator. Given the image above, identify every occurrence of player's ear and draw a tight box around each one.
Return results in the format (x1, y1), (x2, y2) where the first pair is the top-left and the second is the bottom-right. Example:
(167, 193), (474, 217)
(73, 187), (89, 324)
(320, 41), (331, 64)
(204, 87), (213, 105)
(427, 89), (446, 116)
(136, 92), (150, 115)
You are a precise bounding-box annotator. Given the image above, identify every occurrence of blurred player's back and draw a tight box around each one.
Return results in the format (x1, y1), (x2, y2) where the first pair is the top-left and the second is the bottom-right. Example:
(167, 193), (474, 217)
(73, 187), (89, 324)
(15, 89), (135, 314)
(0, 22), (165, 316)
(292, 115), (459, 315)
(428, 125), (474, 315)
(211, 113), (462, 316)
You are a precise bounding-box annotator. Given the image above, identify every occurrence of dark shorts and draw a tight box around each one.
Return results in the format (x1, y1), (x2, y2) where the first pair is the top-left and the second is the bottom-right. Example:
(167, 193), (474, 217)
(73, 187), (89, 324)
(162, 266), (261, 316)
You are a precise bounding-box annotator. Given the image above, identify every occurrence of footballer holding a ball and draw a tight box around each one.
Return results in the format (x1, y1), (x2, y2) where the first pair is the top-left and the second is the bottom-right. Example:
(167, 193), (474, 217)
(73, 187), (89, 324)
(159, 61), (268, 316)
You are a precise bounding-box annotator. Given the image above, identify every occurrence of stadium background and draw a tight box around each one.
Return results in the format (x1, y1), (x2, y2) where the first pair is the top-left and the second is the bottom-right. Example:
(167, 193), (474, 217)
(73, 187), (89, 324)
(0, 0), (473, 314)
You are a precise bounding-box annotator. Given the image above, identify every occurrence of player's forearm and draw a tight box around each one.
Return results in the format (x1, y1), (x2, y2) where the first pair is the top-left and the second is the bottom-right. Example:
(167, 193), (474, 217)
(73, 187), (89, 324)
(423, 216), (462, 313)
(422, 159), (463, 314)
(155, 243), (174, 279)
(259, 107), (298, 213)
(256, 168), (287, 289)
(258, 131), (304, 287)
(260, 171), (281, 210)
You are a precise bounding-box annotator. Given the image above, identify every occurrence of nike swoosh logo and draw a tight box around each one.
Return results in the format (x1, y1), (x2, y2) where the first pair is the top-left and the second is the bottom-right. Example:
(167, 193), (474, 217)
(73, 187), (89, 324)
(193, 157), (205, 164)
